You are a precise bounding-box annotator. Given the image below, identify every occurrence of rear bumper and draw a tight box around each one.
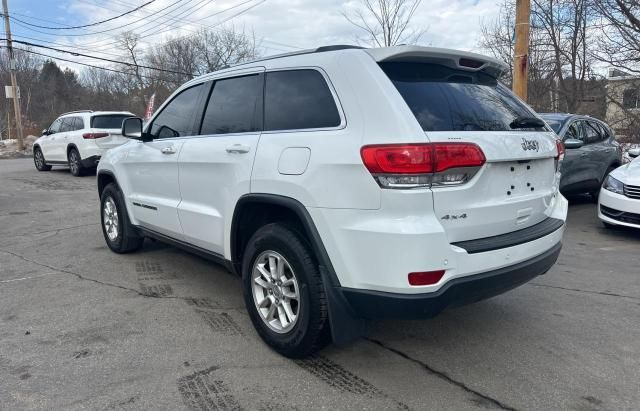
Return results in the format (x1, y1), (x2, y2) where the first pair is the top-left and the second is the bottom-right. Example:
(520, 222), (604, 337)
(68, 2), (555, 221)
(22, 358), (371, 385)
(80, 155), (101, 168)
(339, 241), (561, 319)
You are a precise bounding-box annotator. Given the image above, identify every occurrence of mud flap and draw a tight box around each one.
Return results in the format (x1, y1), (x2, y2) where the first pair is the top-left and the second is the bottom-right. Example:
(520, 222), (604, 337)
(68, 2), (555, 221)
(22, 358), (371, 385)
(320, 266), (368, 345)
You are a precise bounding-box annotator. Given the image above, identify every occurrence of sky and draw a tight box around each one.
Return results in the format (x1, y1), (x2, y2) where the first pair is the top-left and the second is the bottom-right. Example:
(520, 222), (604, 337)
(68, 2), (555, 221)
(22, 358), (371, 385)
(8, 0), (502, 71)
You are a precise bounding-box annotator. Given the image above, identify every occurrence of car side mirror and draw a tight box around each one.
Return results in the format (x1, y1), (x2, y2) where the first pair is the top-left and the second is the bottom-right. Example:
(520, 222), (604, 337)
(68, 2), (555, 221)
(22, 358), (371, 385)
(628, 148), (640, 158)
(41, 129), (50, 136)
(564, 138), (583, 149)
(122, 117), (145, 140)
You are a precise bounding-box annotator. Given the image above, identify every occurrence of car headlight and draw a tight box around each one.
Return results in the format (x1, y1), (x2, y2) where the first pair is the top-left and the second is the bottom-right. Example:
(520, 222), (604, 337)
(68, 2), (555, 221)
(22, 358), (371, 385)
(603, 175), (624, 195)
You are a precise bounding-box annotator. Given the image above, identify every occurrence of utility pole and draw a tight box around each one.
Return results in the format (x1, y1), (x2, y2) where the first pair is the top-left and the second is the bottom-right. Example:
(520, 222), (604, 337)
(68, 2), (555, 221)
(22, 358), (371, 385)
(2, 0), (24, 150)
(512, 0), (530, 102)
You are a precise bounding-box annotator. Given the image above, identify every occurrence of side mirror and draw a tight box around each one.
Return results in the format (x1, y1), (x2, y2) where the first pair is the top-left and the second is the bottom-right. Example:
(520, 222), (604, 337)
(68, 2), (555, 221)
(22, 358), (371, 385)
(628, 148), (640, 158)
(122, 117), (144, 140)
(41, 129), (49, 136)
(564, 138), (584, 149)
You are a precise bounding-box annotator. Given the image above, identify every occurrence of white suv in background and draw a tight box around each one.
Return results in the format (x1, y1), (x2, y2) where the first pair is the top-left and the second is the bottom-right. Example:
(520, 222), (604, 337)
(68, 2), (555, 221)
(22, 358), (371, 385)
(97, 45), (568, 358)
(33, 110), (134, 176)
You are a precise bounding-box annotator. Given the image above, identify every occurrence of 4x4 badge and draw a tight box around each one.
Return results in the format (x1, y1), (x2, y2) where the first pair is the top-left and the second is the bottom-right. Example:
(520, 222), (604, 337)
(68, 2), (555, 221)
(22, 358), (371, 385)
(521, 138), (539, 152)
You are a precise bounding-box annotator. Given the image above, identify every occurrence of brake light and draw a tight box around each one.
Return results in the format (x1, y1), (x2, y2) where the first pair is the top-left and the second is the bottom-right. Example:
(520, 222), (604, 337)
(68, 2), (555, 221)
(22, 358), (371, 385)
(408, 270), (446, 286)
(83, 132), (109, 139)
(360, 143), (485, 189)
(555, 139), (565, 172)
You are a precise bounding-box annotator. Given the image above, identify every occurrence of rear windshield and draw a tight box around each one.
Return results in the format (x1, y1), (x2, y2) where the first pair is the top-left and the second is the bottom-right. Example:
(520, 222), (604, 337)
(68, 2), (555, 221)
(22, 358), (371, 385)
(91, 115), (131, 129)
(380, 62), (543, 132)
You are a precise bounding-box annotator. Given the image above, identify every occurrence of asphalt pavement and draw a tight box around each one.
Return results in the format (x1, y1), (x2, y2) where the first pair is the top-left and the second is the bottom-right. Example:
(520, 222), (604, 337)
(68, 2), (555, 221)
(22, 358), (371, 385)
(0, 158), (638, 410)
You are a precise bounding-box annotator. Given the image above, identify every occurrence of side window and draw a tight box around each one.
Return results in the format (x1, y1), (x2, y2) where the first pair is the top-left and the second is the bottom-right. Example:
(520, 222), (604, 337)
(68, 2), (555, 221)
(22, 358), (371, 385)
(264, 70), (341, 131)
(566, 122), (582, 141)
(48, 118), (62, 134)
(74, 117), (85, 131)
(150, 84), (205, 139)
(200, 74), (261, 135)
(594, 122), (609, 140)
(59, 117), (73, 132)
(584, 122), (601, 144)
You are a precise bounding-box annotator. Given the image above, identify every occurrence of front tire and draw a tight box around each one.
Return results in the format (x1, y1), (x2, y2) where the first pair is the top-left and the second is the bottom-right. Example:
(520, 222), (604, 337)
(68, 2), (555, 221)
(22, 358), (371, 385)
(242, 223), (330, 358)
(33, 147), (52, 171)
(100, 183), (144, 253)
(68, 148), (85, 177)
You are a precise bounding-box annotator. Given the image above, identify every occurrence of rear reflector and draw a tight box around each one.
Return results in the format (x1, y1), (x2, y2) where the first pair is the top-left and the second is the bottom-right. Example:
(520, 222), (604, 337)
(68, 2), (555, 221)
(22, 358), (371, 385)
(361, 143), (485, 189)
(83, 132), (109, 139)
(408, 270), (445, 286)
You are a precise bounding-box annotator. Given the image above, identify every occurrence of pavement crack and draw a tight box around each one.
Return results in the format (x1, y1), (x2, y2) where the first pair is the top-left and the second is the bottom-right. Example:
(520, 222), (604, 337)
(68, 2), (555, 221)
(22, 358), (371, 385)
(0, 248), (177, 300)
(366, 338), (517, 411)
(528, 282), (640, 301)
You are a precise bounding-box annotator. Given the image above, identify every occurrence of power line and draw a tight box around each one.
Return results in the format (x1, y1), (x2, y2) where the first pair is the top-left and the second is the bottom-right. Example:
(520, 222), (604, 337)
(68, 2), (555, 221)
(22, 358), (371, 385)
(1, 0), (157, 30)
(3, 45), (165, 81)
(7, 39), (192, 75)
(8, 0), (192, 37)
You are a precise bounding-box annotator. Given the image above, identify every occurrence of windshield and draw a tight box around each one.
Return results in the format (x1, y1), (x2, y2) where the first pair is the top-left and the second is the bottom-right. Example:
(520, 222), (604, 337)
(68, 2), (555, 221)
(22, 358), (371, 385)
(542, 119), (563, 134)
(380, 62), (546, 132)
(91, 115), (131, 129)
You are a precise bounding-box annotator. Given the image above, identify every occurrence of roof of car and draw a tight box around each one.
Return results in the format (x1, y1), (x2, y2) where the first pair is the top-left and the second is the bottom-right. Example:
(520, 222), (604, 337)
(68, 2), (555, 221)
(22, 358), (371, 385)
(183, 44), (509, 88)
(60, 110), (134, 117)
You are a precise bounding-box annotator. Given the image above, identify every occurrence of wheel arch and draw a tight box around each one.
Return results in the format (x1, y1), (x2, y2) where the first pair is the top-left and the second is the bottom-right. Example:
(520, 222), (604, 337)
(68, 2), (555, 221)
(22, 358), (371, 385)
(230, 194), (339, 287)
(97, 170), (119, 198)
(67, 143), (80, 158)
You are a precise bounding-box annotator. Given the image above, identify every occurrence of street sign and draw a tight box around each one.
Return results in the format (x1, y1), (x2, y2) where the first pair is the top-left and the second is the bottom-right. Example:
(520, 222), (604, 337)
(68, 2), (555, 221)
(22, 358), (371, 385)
(4, 85), (20, 99)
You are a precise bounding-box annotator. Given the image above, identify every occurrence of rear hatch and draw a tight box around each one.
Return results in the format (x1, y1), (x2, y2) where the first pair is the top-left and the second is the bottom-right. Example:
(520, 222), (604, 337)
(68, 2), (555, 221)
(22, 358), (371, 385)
(89, 114), (133, 149)
(379, 59), (560, 243)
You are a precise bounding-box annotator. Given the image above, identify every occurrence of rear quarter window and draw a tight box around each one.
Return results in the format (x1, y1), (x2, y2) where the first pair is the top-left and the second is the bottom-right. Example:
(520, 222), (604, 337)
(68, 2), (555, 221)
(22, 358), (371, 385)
(380, 62), (543, 132)
(264, 70), (341, 131)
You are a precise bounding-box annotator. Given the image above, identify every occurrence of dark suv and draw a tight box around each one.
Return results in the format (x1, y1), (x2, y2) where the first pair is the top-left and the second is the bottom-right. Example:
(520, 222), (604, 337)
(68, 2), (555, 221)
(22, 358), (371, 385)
(540, 113), (622, 197)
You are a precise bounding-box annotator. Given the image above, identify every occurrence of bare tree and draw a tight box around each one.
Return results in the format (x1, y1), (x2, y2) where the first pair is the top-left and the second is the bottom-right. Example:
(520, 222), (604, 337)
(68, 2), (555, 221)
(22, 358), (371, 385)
(343, 0), (425, 47)
(593, 0), (640, 75)
(479, 0), (599, 115)
(593, 0), (640, 142)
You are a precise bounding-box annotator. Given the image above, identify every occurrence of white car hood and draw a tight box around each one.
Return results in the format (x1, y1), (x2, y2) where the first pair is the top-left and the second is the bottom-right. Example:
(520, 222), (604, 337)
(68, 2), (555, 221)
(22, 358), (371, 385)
(611, 157), (640, 186)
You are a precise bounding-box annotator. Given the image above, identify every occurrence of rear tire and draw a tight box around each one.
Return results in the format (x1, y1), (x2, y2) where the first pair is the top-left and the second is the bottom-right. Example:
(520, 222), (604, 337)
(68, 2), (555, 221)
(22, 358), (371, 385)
(242, 223), (330, 358)
(33, 147), (52, 171)
(68, 148), (85, 177)
(100, 183), (144, 253)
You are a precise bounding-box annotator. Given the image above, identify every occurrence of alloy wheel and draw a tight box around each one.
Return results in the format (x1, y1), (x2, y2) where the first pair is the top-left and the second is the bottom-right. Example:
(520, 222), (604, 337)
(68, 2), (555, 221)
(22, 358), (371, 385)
(35, 150), (44, 169)
(69, 151), (79, 174)
(103, 197), (119, 241)
(251, 251), (300, 333)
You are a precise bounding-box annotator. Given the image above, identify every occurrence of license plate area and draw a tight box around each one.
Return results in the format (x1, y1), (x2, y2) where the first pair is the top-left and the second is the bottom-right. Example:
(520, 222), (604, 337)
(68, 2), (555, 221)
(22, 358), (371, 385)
(498, 160), (547, 198)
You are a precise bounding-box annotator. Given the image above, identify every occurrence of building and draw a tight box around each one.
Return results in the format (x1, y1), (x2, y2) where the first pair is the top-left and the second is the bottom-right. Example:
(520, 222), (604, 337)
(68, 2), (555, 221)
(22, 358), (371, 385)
(606, 68), (640, 141)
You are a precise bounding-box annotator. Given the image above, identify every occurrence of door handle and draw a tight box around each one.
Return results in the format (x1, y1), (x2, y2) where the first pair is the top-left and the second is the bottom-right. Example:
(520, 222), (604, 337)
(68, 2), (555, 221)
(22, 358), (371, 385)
(226, 144), (250, 154)
(161, 146), (176, 155)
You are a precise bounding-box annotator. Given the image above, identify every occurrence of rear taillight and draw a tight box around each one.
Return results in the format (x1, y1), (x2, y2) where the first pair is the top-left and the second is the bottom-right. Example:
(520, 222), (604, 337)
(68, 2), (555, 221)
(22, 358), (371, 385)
(555, 139), (565, 171)
(360, 143), (485, 189)
(83, 132), (109, 139)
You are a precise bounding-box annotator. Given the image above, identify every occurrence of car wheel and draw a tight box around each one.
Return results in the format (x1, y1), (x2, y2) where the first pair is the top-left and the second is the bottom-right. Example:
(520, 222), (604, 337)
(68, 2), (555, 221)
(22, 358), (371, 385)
(68, 148), (85, 177)
(242, 223), (330, 358)
(100, 183), (144, 253)
(33, 147), (52, 171)
(603, 222), (616, 229)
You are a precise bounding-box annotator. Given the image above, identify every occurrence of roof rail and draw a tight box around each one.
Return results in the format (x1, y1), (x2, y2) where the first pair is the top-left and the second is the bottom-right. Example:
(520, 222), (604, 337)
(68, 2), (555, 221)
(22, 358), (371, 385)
(224, 45), (365, 68)
(60, 110), (93, 116)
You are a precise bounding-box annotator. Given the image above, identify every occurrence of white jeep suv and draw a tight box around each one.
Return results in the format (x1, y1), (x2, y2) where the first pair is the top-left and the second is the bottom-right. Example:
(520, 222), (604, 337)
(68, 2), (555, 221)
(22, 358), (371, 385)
(33, 110), (134, 176)
(96, 45), (568, 358)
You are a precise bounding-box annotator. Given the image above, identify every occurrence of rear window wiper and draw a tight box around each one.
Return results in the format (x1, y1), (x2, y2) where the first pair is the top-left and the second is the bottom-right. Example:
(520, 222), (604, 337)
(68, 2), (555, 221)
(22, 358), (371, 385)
(509, 116), (546, 129)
